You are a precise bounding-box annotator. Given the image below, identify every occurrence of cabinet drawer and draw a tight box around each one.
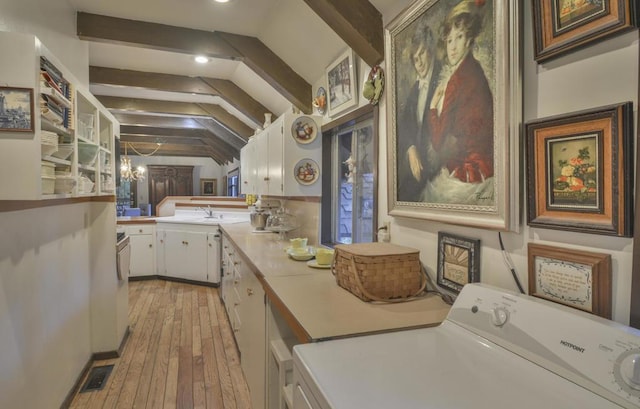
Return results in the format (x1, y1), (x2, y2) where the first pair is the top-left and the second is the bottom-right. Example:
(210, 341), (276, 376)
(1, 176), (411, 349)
(125, 225), (154, 235)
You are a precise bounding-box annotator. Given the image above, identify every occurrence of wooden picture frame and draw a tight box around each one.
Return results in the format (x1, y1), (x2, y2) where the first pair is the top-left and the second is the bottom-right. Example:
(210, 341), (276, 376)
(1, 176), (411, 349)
(385, 0), (521, 231)
(0, 87), (34, 132)
(200, 178), (217, 196)
(326, 48), (357, 118)
(527, 243), (611, 318)
(532, 0), (639, 63)
(437, 232), (480, 294)
(525, 102), (633, 237)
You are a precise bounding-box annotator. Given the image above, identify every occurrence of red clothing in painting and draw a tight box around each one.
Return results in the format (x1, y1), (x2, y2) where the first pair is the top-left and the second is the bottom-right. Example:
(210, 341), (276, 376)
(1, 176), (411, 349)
(428, 53), (493, 183)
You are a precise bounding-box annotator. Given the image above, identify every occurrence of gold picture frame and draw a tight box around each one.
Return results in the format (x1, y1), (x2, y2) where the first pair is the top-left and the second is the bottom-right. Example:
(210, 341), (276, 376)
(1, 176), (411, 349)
(525, 102), (634, 237)
(527, 243), (612, 318)
(200, 178), (217, 196)
(385, 0), (521, 231)
(532, 0), (639, 63)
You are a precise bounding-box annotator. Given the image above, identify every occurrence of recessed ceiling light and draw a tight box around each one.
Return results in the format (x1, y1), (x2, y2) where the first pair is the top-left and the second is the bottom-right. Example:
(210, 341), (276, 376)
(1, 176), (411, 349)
(194, 55), (209, 64)
(214, 0), (230, 3)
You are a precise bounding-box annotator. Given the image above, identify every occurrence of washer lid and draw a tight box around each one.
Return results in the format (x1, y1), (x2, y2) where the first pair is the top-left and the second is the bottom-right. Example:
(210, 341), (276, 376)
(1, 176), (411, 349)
(293, 322), (622, 409)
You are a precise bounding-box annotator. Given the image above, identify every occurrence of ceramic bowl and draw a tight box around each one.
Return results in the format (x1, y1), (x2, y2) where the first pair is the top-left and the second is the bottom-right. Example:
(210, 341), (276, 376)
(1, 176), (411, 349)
(315, 248), (335, 265)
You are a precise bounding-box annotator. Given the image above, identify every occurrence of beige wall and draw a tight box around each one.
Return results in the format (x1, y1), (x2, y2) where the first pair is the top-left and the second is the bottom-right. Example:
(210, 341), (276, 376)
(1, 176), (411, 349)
(371, 1), (638, 324)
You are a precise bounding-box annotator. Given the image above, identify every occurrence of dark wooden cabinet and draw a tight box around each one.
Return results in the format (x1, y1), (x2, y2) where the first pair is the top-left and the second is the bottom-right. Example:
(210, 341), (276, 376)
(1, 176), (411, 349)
(147, 165), (194, 215)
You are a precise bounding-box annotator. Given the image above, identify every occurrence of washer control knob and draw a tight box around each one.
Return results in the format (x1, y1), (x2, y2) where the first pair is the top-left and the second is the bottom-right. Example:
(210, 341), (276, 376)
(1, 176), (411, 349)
(491, 307), (509, 327)
(621, 354), (640, 390)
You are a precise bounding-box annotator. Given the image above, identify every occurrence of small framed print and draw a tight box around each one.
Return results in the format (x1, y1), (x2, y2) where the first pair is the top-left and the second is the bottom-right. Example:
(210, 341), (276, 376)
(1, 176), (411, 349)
(200, 178), (217, 196)
(436, 232), (480, 294)
(527, 243), (611, 318)
(326, 48), (357, 118)
(0, 86), (34, 132)
(532, 0), (639, 63)
(525, 102), (634, 237)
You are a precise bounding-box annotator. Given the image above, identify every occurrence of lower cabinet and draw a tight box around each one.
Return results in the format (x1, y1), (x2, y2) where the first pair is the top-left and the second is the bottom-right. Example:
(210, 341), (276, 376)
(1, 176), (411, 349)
(125, 224), (156, 277)
(156, 223), (221, 284)
(221, 234), (266, 409)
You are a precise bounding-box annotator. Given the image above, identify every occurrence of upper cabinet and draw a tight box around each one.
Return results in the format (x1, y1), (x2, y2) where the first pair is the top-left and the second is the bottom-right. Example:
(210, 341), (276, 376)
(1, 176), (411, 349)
(0, 31), (118, 200)
(241, 112), (322, 197)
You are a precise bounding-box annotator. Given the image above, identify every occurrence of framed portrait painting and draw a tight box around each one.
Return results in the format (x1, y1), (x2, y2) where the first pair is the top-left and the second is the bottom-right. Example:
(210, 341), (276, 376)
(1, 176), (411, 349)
(200, 178), (217, 196)
(385, 0), (521, 231)
(326, 48), (358, 118)
(532, 0), (639, 63)
(527, 243), (611, 318)
(436, 232), (480, 294)
(0, 86), (34, 132)
(525, 102), (633, 237)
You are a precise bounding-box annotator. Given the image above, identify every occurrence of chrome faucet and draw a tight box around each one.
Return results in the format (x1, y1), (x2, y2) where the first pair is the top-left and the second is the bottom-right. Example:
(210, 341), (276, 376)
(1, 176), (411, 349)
(198, 205), (216, 218)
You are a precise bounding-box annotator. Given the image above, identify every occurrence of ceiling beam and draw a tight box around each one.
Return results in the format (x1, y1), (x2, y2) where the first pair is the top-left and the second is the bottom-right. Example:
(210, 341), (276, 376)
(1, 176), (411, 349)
(302, 0), (384, 67)
(77, 12), (312, 113)
(119, 125), (238, 161)
(113, 113), (205, 129)
(90, 66), (271, 125)
(96, 95), (253, 141)
(123, 141), (224, 162)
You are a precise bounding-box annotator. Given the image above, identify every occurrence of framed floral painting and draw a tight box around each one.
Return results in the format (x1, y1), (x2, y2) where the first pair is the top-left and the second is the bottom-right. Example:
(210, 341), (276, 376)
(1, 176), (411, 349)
(385, 0), (521, 231)
(525, 102), (634, 236)
(532, 0), (639, 63)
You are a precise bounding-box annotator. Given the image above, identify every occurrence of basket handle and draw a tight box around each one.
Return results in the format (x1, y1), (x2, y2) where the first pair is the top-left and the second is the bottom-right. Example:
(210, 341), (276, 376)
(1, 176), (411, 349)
(349, 257), (428, 303)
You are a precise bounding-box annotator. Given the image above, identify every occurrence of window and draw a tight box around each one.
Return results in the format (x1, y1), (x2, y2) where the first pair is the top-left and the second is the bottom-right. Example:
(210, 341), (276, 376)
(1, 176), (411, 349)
(227, 168), (239, 197)
(321, 107), (377, 245)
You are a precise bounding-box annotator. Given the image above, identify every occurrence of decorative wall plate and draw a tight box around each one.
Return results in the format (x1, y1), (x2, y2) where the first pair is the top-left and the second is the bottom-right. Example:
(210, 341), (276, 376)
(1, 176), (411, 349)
(294, 158), (319, 185)
(312, 87), (327, 115)
(291, 116), (318, 144)
(363, 65), (385, 105)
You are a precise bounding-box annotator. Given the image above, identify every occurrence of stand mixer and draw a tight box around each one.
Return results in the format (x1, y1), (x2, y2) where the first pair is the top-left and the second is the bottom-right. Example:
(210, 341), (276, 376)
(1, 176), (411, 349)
(250, 198), (281, 231)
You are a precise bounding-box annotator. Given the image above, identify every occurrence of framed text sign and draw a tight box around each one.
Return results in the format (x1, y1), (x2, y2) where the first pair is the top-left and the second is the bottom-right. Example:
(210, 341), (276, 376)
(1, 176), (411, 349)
(527, 243), (611, 318)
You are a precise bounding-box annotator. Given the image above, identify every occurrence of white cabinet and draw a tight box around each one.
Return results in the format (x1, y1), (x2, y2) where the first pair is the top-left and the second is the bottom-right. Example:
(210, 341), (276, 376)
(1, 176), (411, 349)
(241, 112), (322, 197)
(156, 223), (221, 284)
(220, 233), (266, 409)
(206, 231), (222, 284)
(0, 31), (117, 200)
(240, 140), (257, 195)
(162, 227), (208, 281)
(125, 224), (156, 277)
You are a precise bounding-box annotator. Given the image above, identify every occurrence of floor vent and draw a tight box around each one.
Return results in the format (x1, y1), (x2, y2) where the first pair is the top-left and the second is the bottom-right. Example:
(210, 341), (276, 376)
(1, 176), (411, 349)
(80, 365), (114, 393)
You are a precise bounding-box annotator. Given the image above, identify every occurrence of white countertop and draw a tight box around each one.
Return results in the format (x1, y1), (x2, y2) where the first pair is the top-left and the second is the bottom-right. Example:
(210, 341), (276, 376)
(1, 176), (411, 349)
(153, 209), (251, 226)
(221, 223), (451, 342)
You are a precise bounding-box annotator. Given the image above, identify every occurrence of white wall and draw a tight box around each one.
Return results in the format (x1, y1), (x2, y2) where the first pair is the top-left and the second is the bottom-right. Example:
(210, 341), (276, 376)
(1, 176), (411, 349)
(132, 155), (223, 203)
(0, 0), (117, 407)
(311, 1), (639, 325)
(375, 2), (637, 324)
(0, 0), (89, 86)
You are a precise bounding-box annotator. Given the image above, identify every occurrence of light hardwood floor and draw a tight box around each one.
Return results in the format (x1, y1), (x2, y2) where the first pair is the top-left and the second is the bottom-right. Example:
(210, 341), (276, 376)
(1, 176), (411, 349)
(70, 279), (252, 409)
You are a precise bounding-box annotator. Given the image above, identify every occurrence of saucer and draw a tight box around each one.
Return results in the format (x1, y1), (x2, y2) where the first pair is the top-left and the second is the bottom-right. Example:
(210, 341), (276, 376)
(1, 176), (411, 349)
(307, 260), (331, 269)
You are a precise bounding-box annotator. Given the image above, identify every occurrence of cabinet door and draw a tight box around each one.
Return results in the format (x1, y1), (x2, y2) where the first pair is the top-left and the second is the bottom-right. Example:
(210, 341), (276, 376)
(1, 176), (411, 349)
(128, 234), (155, 276)
(239, 266), (266, 409)
(164, 229), (207, 281)
(156, 229), (166, 275)
(240, 143), (255, 195)
(255, 130), (269, 195)
(206, 232), (221, 284)
(267, 121), (284, 195)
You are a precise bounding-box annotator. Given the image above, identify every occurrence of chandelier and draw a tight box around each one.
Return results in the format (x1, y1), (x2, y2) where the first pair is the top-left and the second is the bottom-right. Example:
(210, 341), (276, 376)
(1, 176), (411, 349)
(120, 142), (162, 182)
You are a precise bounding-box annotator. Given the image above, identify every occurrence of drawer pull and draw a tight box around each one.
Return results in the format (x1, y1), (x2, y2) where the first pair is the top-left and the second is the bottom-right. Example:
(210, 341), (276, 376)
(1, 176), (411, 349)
(148, 244), (152, 248)
(247, 288), (254, 296)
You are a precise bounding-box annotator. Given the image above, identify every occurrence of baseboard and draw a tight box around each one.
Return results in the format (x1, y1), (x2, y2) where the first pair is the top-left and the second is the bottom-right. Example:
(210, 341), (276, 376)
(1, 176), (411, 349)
(129, 274), (219, 288)
(59, 326), (130, 408)
(59, 357), (93, 409)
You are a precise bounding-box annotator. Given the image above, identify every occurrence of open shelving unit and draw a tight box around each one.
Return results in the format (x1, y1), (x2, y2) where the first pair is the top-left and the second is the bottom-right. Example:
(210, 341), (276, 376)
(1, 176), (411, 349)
(0, 31), (118, 201)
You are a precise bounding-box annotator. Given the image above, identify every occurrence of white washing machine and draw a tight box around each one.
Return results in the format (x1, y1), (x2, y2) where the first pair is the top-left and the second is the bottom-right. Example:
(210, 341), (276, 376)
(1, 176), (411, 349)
(293, 283), (640, 409)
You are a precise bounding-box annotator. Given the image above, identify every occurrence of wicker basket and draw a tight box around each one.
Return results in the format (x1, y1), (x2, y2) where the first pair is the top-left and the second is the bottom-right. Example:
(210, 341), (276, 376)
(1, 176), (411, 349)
(331, 243), (426, 302)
